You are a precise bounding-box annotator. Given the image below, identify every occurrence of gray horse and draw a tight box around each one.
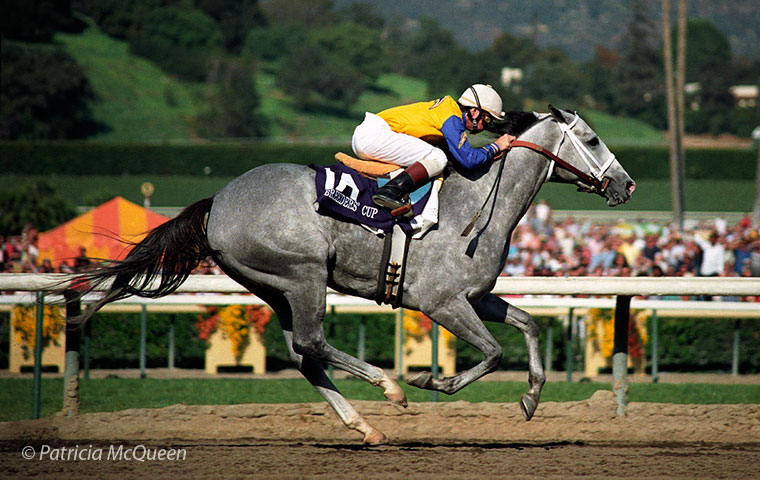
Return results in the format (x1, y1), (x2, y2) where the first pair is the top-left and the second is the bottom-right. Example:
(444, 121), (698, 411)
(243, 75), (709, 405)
(73, 106), (635, 443)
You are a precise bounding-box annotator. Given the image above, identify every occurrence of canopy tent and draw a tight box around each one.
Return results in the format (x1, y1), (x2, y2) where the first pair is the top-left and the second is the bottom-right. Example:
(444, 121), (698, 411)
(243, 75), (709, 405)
(37, 197), (169, 269)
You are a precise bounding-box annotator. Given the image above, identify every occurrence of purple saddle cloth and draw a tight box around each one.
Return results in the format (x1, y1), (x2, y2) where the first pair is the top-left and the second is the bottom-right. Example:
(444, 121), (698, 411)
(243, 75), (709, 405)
(313, 163), (433, 234)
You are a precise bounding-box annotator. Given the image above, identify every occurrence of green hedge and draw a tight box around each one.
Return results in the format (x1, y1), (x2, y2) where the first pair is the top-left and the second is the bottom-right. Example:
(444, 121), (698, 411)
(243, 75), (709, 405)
(1, 142), (756, 179)
(613, 145), (758, 180)
(6, 311), (750, 374)
(0, 142), (347, 177)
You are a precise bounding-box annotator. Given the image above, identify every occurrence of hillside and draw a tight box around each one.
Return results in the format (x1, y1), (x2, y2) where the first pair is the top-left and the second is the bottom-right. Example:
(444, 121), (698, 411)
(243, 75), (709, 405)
(55, 22), (203, 143)
(55, 20), (664, 145)
(333, 0), (760, 61)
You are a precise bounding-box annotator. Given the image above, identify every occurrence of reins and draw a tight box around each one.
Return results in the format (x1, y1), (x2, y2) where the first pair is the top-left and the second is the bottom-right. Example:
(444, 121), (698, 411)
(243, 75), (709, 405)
(510, 140), (609, 193)
(460, 155), (505, 237)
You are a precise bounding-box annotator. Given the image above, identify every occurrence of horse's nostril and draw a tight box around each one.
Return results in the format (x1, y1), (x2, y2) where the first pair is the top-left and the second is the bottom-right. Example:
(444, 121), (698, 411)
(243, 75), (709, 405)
(627, 181), (636, 194)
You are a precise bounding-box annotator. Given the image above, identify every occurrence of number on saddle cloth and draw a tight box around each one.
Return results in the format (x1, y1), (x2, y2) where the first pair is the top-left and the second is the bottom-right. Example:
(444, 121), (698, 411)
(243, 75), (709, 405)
(312, 163), (435, 236)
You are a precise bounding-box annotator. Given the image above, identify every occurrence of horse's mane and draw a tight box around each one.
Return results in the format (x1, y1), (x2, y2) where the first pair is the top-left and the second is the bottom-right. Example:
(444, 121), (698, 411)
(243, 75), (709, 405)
(490, 111), (539, 136)
(447, 110), (539, 180)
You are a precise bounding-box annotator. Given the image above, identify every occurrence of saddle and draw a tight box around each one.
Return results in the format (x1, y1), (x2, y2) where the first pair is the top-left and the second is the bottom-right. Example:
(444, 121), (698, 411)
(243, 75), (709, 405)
(334, 152), (399, 177)
(315, 153), (442, 307)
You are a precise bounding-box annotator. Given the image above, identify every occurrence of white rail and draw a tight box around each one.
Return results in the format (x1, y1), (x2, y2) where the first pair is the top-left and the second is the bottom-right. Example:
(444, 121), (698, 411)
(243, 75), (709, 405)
(3, 273), (758, 419)
(2, 273), (759, 297)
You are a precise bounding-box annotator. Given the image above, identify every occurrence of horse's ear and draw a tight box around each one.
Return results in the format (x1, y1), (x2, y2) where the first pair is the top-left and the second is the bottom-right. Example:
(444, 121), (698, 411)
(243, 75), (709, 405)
(549, 104), (567, 124)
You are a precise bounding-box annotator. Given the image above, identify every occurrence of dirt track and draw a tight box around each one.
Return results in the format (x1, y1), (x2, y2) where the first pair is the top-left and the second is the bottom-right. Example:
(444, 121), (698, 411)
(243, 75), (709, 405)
(2, 390), (759, 479)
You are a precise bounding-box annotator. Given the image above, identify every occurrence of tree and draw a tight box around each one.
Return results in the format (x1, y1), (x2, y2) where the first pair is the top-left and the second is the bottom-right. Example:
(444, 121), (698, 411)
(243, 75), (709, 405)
(0, 42), (100, 140)
(259, 0), (336, 28)
(609, 0), (666, 129)
(194, 0), (267, 54)
(197, 58), (266, 138)
(522, 47), (588, 107)
(339, 1), (385, 30)
(0, 181), (77, 236)
(584, 46), (621, 111)
(680, 19), (736, 135)
(393, 17), (481, 96)
(128, 6), (223, 81)
(310, 22), (389, 85)
(1, 0), (85, 42)
(276, 21), (387, 111)
(277, 44), (365, 111)
(243, 26), (306, 66)
(487, 32), (541, 70)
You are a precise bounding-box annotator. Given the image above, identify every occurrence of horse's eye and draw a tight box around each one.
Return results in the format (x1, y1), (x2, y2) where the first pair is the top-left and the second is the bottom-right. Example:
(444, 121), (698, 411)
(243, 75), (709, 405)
(588, 137), (600, 147)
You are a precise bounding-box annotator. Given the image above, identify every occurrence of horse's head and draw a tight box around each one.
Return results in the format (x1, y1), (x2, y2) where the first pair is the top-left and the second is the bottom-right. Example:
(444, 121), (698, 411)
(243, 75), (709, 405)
(546, 106), (636, 207)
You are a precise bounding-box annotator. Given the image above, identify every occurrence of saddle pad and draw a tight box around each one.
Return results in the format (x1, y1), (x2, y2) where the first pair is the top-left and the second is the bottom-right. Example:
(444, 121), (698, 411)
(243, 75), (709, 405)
(313, 163), (437, 236)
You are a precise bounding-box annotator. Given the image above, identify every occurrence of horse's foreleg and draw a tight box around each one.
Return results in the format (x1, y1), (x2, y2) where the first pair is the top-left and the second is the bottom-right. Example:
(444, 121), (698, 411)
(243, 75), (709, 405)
(280, 329), (386, 444)
(474, 294), (546, 420)
(406, 296), (502, 394)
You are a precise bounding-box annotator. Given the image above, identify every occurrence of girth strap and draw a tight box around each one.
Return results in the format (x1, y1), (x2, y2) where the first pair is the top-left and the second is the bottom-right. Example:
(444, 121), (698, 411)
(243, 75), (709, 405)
(375, 223), (411, 307)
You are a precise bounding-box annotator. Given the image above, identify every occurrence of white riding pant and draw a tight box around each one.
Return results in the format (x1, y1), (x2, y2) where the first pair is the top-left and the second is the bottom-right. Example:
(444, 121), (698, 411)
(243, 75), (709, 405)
(351, 112), (448, 177)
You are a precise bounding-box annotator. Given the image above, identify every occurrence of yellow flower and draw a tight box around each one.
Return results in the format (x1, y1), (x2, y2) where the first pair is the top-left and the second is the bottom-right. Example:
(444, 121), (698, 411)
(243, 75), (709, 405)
(403, 310), (455, 347)
(11, 305), (65, 359)
(586, 307), (647, 359)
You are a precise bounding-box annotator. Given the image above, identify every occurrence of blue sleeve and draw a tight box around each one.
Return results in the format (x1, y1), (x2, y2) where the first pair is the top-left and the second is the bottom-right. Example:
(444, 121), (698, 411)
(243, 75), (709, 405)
(440, 115), (500, 169)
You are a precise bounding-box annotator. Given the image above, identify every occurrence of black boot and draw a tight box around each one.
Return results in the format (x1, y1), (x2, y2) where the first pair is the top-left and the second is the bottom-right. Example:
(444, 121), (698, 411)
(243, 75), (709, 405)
(372, 171), (416, 211)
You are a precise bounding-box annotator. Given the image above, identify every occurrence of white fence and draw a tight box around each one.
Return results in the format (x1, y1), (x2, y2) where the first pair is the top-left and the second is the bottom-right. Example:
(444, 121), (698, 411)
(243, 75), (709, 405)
(3, 273), (759, 297)
(2, 273), (759, 418)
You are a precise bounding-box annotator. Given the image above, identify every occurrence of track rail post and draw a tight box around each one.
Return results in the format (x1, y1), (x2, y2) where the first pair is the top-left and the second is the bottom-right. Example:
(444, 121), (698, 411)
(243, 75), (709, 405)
(431, 320), (439, 403)
(565, 308), (574, 382)
(140, 305), (147, 379)
(62, 290), (82, 417)
(613, 295), (632, 416)
(32, 292), (45, 419)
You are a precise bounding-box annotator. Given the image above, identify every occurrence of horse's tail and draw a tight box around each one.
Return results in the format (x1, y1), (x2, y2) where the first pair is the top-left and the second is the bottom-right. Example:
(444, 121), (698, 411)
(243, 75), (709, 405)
(70, 196), (216, 325)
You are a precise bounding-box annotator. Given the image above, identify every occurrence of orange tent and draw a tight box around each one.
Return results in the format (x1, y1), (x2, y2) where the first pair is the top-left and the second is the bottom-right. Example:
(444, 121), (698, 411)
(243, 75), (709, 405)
(37, 197), (169, 269)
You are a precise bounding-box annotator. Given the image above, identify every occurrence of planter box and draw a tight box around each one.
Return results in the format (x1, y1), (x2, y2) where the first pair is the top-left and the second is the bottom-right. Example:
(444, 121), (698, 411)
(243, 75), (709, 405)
(395, 311), (456, 377)
(204, 329), (266, 374)
(9, 324), (65, 373)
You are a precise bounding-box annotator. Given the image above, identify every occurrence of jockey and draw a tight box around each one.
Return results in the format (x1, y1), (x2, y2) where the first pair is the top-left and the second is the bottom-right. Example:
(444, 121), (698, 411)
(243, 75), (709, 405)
(351, 84), (516, 212)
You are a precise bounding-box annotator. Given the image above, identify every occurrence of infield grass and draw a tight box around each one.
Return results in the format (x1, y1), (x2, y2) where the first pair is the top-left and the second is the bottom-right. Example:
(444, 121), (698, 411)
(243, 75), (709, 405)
(1, 174), (754, 212)
(2, 378), (758, 423)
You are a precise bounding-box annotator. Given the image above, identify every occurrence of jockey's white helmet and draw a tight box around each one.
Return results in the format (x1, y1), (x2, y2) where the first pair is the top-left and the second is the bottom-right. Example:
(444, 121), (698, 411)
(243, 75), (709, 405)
(458, 84), (505, 121)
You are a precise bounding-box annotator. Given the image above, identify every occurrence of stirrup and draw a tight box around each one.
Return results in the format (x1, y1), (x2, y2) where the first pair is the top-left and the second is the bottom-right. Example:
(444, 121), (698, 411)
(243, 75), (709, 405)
(390, 203), (412, 218)
(372, 192), (406, 211)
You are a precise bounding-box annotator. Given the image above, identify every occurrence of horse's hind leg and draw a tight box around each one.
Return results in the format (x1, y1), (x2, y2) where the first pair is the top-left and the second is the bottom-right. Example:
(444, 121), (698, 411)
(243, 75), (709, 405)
(279, 327), (386, 444)
(474, 294), (546, 421)
(286, 282), (407, 408)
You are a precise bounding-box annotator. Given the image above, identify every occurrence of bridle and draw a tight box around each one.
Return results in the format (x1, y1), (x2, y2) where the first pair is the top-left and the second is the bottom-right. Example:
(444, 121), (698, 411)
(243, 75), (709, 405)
(511, 113), (615, 193)
(460, 111), (614, 237)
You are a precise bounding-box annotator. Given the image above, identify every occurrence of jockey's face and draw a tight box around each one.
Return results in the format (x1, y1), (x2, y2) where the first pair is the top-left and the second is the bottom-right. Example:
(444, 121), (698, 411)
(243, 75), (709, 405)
(466, 108), (491, 133)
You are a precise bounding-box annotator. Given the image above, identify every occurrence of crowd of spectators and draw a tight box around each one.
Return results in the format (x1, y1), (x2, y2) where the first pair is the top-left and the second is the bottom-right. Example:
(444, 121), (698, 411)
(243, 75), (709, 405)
(0, 223), (224, 276)
(1, 224), (95, 274)
(4, 204), (760, 286)
(504, 200), (760, 283)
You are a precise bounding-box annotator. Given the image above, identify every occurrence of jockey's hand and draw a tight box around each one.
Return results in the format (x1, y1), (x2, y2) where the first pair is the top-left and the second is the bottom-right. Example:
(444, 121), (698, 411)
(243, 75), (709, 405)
(495, 133), (516, 154)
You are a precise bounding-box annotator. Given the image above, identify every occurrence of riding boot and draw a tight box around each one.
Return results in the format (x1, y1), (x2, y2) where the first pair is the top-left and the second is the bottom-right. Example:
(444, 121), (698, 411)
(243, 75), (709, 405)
(372, 162), (430, 213)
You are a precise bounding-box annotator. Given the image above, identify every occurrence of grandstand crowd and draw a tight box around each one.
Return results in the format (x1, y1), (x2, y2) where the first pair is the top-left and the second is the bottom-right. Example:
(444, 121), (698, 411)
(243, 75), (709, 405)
(3, 203), (760, 291)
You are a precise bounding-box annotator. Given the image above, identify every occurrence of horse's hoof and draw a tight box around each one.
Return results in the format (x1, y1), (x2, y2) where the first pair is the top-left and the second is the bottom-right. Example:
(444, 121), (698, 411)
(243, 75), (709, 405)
(380, 377), (408, 407)
(520, 394), (538, 421)
(406, 371), (434, 389)
(384, 389), (408, 407)
(363, 428), (387, 445)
